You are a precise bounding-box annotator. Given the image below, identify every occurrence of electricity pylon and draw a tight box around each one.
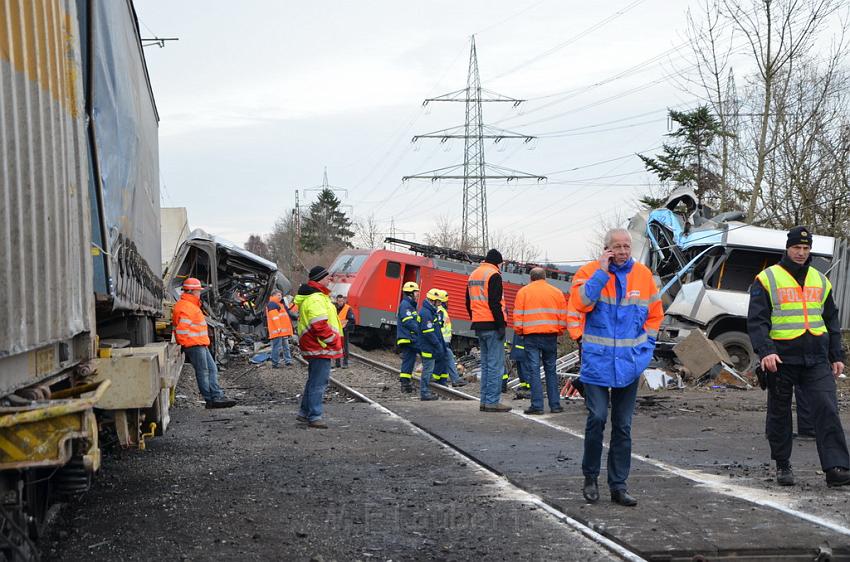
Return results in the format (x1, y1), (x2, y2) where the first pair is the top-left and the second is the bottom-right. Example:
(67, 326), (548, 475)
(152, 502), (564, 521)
(403, 36), (545, 254)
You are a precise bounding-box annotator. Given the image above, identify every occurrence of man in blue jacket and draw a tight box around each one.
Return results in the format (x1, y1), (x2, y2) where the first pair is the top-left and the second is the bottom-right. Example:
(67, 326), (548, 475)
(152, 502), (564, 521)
(397, 282), (421, 393)
(419, 289), (446, 401)
(568, 229), (663, 507)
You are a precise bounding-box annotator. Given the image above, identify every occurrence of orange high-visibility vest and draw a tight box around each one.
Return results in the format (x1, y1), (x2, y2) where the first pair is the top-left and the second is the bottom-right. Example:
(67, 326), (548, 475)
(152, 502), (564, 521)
(513, 279), (569, 335)
(337, 303), (351, 329)
(467, 262), (506, 323)
(267, 295), (293, 339)
(172, 293), (210, 347)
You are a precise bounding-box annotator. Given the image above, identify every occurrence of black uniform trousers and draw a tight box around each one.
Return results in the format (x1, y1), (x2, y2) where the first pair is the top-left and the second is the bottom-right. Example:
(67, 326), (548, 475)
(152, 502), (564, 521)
(766, 362), (850, 471)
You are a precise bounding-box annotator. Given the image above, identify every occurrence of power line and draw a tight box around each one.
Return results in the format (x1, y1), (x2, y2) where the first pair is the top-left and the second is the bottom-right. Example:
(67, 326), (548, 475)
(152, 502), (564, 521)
(485, 0), (649, 83)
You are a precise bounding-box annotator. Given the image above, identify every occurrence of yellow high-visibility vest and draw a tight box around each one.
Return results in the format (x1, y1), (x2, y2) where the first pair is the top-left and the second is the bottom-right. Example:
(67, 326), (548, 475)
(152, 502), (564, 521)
(756, 265), (830, 340)
(437, 304), (452, 342)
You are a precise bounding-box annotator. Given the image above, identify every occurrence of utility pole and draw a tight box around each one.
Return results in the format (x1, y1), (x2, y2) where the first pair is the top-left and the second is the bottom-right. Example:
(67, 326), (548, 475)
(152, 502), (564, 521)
(403, 36), (545, 254)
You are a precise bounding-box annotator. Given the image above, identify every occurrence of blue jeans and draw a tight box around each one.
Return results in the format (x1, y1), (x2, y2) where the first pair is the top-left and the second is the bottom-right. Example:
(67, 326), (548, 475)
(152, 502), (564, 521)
(477, 330), (505, 405)
(270, 337), (292, 367)
(184, 346), (224, 402)
(300, 358), (331, 422)
(421, 356), (437, 398)
(445, 347), (461, 384)
(582, 379), (639, 491)
(525, 333), (560, 411)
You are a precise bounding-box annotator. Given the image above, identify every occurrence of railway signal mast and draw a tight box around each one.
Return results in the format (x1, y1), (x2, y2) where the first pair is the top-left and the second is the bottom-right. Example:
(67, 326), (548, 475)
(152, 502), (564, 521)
(403, 36), (545, 254)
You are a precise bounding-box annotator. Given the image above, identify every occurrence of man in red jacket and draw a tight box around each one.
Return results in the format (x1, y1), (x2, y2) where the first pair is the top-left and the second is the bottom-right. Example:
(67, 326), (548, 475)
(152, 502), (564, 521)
(172, 278), (236, 409)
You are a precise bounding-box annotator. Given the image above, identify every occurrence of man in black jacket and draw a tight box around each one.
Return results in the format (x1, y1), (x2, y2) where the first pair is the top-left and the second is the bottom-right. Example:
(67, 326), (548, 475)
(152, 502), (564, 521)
(747, 226), (850, 487)
(466, 249), (511, 412)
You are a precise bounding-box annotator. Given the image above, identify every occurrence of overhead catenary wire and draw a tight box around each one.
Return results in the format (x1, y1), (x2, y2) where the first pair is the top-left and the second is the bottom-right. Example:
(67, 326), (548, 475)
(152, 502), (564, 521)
(485, 0), (650, 83)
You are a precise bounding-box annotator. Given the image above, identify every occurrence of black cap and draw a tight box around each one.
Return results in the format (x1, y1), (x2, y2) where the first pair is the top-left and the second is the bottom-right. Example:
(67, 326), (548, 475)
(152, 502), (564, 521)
(786, 226), (813, 248)
(308, 266), (329, 281)
(485, 249), (503, 265)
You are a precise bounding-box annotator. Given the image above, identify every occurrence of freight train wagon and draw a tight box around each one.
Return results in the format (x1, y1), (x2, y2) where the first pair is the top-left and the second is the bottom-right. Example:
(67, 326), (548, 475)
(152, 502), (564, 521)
(1, 1), (181, 557)
(326, 240), (574, 350)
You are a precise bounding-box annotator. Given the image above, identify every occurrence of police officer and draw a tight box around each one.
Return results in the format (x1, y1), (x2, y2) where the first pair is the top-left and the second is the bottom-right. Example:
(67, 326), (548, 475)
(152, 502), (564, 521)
(748, 226), (850, 487)
(397, 282), (421, 393)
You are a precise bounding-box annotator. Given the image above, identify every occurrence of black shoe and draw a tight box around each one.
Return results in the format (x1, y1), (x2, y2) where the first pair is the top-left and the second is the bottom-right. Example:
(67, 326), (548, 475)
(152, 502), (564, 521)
(582, 477), (599, 503)
(794, 431), (816, 441)
(610, 489), (637, 506)
(514, 391), (530, 400)
(776, 464), (795, 486)
(452, 380), (468, 388)
(400, 381), (413, 393)
(205, 397), (236, 409)
(523, 407), (545, 415)
(550, 406), (564, 413)
(826, 467), (850, 487)
(296, 415), (308, 423)
(421, 394), (440, 401)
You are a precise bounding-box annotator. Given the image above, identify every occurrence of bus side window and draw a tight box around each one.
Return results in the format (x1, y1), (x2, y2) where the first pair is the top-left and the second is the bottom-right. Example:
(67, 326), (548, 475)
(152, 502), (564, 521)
(386, 261), (401, 279)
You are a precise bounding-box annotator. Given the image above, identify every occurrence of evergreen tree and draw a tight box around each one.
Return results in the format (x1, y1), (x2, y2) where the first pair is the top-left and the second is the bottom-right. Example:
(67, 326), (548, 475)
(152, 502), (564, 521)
(639, 106), (731, 208)
(300, 188), (354, 252)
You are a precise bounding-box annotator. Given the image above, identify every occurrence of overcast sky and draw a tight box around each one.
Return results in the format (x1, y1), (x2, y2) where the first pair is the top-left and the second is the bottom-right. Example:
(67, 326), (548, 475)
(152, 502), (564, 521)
(137, 0), (716, 263)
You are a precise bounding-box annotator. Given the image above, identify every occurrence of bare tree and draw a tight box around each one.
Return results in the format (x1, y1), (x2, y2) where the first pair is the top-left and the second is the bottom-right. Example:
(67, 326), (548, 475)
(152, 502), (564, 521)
(684, 0), (739, 210)
(265, 212), (304, 285)
(761, 59), (850, 234)
(586, 210), (632, 259)
(244, 234), (271, 260)
(423, 215), (464, 249)
(489, 230), (541, 263)
(721, 0), (843, 220)
(353, 213), (382, 249)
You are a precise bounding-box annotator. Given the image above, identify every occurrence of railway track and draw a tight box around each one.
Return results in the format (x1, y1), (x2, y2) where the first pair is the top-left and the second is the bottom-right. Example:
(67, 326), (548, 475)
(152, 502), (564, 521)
(300, 349), (850, 561)
(324, 351), (647, 562)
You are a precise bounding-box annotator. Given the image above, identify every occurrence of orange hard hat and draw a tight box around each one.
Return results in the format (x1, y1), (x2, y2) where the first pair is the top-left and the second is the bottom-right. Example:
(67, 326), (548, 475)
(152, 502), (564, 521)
(182, 278), (203, 291)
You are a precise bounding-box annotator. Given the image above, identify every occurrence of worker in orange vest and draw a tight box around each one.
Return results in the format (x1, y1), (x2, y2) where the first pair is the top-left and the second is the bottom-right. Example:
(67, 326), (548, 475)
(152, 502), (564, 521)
(172, 278), (236, 409)
(267, 289), (294, 368)
(335, 294), (355, 368)
(514, 267), (569, 415)
(569, 228), (663, 507)
(466, 249), (511, 413)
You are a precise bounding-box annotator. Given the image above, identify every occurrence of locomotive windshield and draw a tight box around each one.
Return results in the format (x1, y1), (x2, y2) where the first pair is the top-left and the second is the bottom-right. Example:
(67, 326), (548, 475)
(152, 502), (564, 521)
(329, 253), (368, 274)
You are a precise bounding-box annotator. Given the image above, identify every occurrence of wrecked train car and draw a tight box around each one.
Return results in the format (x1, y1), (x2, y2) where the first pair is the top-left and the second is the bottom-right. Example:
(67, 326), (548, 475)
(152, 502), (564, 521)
(631, 188), (849, 370)
(164, 230), (291, 360)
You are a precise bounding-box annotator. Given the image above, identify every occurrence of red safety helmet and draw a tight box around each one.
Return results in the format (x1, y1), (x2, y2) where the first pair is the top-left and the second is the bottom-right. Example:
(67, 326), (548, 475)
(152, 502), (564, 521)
(182, 277), (203, 291)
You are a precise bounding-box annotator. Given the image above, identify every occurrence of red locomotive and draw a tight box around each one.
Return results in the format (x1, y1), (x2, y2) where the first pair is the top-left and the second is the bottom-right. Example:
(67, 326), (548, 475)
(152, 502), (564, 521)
(326, 238), (574, 349)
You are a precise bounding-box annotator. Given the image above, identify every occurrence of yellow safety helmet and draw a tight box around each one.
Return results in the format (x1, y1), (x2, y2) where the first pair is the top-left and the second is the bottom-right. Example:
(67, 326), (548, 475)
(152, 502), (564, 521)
(402, 281), (420, 292)
(425, 288), (441, 301)
(436, 289), (449, 302)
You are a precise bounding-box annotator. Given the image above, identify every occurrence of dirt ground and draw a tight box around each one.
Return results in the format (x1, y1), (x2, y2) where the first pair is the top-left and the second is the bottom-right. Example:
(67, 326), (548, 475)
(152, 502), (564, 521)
(43, 347), (850, 560)
(44, 355), (617, 561)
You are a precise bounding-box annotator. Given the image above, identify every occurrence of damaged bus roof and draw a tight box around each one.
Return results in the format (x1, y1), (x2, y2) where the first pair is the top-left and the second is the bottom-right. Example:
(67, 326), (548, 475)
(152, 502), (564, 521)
(647, 188), (834, 256)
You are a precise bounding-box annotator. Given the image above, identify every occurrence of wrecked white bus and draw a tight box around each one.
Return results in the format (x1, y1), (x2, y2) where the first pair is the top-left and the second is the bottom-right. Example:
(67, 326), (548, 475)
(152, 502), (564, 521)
(630, 189), (850, 371)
